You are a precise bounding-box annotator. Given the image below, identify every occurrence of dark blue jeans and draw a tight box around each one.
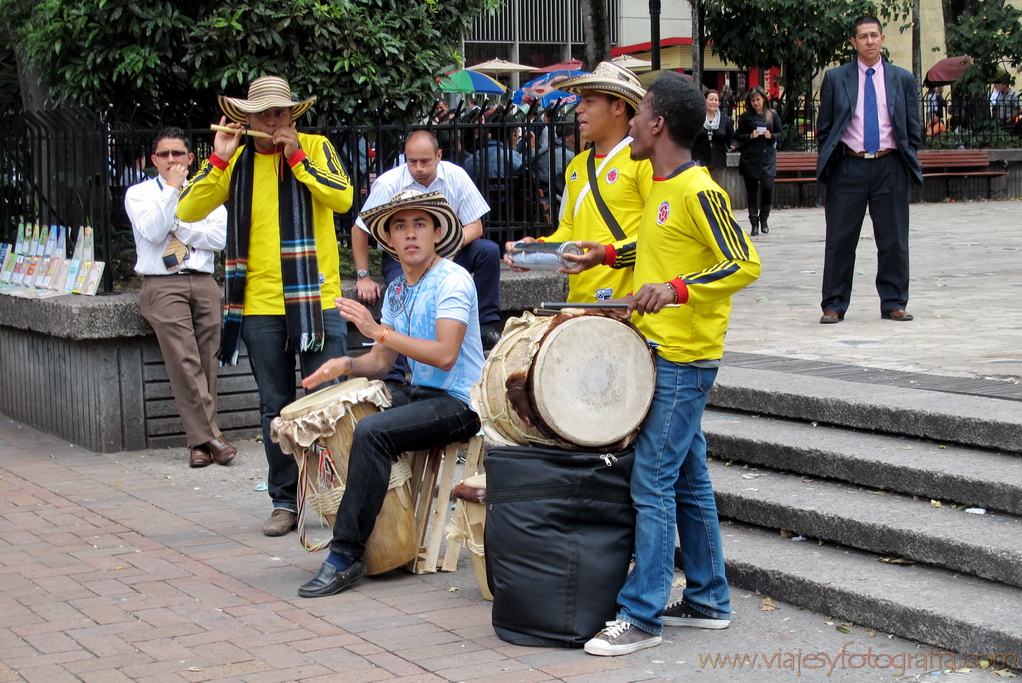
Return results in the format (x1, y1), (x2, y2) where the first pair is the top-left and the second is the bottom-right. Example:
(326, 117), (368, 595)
(329, 386), (480, 561)
(241, 310), (348, 512)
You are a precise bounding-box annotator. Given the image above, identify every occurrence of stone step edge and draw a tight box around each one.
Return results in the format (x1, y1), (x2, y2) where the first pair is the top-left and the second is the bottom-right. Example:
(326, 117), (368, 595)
(709, 366), (1022, 454)
(721, 521), (1022, 657)
(704, 426), (1022, 516)
(709, 459), (1022, 588)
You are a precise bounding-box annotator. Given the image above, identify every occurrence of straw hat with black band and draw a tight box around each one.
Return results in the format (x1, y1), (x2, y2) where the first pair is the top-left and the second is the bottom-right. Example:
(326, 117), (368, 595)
(361, 190), (464, 259)
(556, 61), (646, 111)
(218, 76), (317, 123)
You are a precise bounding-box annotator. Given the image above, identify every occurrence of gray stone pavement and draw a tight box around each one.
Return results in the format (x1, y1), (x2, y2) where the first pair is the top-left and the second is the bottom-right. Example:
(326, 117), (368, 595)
(2, 200), (1020, 681)
(727, 199), (1022, 380)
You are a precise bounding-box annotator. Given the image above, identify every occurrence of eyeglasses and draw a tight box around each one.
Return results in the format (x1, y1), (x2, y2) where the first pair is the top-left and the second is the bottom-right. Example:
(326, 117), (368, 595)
(154, 150), (189, 158)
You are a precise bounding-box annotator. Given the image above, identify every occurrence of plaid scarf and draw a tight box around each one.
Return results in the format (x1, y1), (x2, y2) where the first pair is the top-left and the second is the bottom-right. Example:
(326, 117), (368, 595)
(219, 143), (324, 365)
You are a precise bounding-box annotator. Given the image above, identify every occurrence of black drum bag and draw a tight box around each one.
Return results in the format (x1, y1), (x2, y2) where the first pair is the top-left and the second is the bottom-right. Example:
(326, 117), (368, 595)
(484, 446), (635, 648)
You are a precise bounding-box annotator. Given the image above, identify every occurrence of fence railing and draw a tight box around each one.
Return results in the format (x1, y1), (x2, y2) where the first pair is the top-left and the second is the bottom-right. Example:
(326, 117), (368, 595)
(3, 95), (1020, 293)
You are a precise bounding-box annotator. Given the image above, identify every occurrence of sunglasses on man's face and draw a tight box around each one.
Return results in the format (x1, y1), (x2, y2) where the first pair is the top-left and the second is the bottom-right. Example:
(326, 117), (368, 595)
(154, 150), (189, 158)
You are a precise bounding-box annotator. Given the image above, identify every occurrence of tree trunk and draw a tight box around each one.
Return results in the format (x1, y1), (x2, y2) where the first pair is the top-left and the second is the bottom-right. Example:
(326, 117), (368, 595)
(580, 0), (610, 72)
(691, 0), (704, 90)
(14, 46), (48, 111)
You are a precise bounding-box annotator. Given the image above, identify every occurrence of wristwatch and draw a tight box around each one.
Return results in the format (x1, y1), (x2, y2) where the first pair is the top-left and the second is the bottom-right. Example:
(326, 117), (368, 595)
(356, 269), (370, 279)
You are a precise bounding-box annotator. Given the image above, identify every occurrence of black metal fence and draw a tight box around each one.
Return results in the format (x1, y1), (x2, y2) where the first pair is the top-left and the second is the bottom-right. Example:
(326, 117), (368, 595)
(2, 102), (578, 292)
(3, 94), (1021, 293)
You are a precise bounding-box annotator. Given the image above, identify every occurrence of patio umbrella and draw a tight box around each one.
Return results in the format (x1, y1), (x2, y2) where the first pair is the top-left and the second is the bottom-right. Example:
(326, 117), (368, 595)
(513, 71), (587, 109)
(467, 58), (537, 74)
(439, 70), (507, 95)
(638, 69), (694, 88)
(532, 59), (585, 73)
(612, 55), (652, 70)
(924, 56), (973, 87)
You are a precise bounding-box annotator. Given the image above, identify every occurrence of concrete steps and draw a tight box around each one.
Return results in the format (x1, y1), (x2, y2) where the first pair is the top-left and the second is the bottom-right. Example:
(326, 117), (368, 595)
(700, 364), (1022, 655)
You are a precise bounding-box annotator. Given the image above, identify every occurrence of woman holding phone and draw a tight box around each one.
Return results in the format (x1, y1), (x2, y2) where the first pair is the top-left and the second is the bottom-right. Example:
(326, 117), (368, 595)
(736, 86), (783, 235)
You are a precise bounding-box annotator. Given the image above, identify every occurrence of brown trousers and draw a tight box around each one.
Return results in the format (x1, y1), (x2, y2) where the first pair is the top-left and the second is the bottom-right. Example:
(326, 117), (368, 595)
(140, 273), (222, 447)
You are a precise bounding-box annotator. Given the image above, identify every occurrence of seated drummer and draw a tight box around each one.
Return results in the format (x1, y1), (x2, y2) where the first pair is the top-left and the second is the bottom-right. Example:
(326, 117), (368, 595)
(297, 189), (485, 598)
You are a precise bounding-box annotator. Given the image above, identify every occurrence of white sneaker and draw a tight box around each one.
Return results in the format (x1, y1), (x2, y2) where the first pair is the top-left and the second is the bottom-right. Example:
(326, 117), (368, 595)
(584, 620), (662, 656)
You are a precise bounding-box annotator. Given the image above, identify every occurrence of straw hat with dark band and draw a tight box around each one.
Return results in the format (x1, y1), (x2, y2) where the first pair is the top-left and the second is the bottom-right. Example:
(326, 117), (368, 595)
(556, 61), (646, 110)
(361, 190), (464, 259)
(555, 61), (641, 109)
(218, 76), (317, 124)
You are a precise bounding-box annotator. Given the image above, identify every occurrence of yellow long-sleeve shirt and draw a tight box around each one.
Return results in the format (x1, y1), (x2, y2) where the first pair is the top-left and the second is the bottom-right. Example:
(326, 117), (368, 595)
(178, 133), (352, 314)
(611, 163), (760, 363)
(543, 143), (652, 303)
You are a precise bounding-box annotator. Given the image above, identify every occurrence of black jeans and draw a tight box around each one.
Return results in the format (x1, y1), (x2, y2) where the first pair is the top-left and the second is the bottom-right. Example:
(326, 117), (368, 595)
(329, 386), (480, 560)
(743, 175), (775, 214)
(241, 310), (348, 512)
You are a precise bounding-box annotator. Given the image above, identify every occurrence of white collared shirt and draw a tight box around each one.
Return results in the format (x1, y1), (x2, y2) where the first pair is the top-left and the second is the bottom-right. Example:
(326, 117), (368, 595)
(354, 160), (490, 233)
(125, 176), (227, 275)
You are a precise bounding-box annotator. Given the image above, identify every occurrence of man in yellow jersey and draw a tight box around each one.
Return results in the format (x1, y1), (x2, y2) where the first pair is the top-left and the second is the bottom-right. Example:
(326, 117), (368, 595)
(504, 62), (652, 303)
(178, 76), (354, 537)
(565, 72), (760, 656)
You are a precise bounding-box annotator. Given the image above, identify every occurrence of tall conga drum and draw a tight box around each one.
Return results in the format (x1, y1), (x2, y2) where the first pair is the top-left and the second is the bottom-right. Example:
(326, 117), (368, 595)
(270, 377), (417, 575)
(471, 310), (656, 450)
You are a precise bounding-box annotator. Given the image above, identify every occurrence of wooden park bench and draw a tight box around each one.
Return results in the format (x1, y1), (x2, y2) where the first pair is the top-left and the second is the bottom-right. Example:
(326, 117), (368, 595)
(774, 150), (1006, 204)
(918, 150), (1007, 200)
(774, 153), (819, 206)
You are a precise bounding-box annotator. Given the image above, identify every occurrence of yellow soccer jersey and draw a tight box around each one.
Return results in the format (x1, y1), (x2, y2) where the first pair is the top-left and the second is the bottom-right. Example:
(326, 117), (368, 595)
(543, 143), (652, 303)
(620, 163), (760, 363)
(178, 133), (352, 314)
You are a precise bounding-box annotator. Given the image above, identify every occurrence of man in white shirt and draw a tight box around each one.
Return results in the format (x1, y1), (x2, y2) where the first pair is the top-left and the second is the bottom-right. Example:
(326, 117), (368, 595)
(351, 130), (502, 352)
(125, 127), (236, 468)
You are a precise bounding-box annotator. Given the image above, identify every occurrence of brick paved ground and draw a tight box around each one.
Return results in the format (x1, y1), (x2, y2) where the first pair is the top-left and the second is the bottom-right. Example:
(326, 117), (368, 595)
(0, 420), (667, 683)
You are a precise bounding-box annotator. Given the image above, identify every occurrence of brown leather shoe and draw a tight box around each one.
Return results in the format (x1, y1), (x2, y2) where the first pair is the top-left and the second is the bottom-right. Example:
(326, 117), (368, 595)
(264, 509), (298, 537)
(206, 436), (237, 466)
(189, 446), (213, 468)
(881, 309), (914, 321)
(820, 310), (842, 324)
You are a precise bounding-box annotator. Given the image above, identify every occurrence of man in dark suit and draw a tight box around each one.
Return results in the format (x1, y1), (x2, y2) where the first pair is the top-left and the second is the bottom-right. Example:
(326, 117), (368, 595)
(816, 15), (922, 324)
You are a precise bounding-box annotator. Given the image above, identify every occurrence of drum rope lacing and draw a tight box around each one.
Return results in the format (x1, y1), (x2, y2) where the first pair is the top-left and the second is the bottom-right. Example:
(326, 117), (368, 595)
(293, 408), (414, 553)
(485, 330), (560, 447)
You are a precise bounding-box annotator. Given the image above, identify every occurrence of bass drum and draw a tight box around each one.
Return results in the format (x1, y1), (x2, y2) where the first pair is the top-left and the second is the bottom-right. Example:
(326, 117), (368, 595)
(472, 311), (655, 450)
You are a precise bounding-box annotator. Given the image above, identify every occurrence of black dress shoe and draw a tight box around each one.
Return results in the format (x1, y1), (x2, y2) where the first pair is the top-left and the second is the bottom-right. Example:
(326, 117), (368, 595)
(297, 560), (367, 598)
(480, 324), (502, 352)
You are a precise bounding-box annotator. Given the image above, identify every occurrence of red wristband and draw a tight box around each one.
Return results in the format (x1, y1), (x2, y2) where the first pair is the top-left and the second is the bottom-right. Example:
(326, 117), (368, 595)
(287, 149), (307, 166)
(668, 279), (689, 304)
(602, 244), (617, 266)
(209, 154), (229, 171)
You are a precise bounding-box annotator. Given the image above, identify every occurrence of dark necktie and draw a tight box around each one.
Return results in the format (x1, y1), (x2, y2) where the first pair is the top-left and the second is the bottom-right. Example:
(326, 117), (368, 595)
(864, 67), (880, 154)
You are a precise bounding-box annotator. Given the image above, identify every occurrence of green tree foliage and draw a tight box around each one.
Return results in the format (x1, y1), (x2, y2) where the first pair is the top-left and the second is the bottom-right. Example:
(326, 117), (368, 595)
(944, 0), (1022, 94)
(7, 0), (499, 126)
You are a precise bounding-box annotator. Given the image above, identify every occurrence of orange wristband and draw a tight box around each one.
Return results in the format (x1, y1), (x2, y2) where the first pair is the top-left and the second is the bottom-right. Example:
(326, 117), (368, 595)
(376, 328), (390, 344)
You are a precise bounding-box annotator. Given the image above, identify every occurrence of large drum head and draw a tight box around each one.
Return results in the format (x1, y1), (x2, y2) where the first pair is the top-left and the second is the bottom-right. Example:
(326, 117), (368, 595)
(280, 377), (371, 420)
(531, 316), (655, 448)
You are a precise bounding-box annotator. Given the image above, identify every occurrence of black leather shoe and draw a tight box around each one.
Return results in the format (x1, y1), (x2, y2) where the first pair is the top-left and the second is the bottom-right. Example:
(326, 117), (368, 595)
(297, 560), (367, 598)
(480, 324), (502, 352)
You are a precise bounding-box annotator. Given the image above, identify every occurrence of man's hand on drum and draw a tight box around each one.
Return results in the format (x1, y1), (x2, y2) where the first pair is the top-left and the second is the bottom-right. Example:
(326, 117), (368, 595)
(303, 357), (352, 390)
(335, 296), (384, 341)
(503, 236), (536, 272)
(630, 282), (676, 315)
(559, 241), (606, 274)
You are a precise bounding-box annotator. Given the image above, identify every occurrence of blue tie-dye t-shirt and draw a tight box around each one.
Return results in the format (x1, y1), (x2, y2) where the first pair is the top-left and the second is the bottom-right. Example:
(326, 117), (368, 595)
(380, 258), (484, 407)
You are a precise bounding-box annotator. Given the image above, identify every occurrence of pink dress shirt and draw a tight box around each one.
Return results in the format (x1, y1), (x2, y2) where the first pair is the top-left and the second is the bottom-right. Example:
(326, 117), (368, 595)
(840, 58), (898, 153)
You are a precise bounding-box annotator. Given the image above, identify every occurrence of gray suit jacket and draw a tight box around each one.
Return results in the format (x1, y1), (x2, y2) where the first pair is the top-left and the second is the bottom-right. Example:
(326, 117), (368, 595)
(816, 59), (922, 185)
